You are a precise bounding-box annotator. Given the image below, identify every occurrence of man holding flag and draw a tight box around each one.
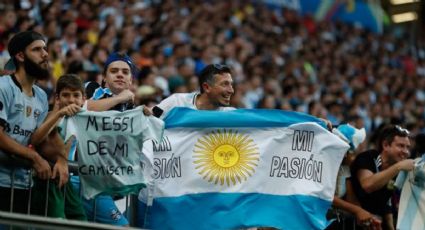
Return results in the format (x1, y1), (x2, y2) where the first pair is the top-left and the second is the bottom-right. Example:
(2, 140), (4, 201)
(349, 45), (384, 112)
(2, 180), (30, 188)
(350, 125), (414, 229)
(136, 63), (235, 227)
(67, 52), (163, 226)
(138, 63), (347, 230)
(151, 63), (235, 119)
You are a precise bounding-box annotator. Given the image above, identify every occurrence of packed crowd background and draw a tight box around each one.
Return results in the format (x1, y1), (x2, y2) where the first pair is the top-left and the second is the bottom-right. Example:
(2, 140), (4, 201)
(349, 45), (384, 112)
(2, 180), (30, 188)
(1, 0), (425, 142)
(1, 1), (425, 229)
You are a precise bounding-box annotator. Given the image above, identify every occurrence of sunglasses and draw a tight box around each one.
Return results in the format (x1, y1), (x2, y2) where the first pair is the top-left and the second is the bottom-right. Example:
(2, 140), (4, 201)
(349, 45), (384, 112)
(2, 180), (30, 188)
(212, 63), (230, 71)
(395, 125), (410, 135)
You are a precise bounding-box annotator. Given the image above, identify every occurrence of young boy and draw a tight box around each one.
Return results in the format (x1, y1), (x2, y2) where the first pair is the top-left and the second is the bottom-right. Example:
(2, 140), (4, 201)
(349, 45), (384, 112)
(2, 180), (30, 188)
(30, 74), (86, 220)
(82, 52), (164, 226)
(85, 52), (136, 112)
(79, 52), (138, 226)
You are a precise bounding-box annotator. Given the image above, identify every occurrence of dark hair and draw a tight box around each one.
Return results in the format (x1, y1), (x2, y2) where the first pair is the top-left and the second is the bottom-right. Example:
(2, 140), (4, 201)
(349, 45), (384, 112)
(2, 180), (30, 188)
(66, 60), (84, 74)
(56, 74), (84, 95)
(376, 124), (410, 153)
(412, 133), (425, 158)
(198, 64), (231, 93)
(8, 31), (45, 67)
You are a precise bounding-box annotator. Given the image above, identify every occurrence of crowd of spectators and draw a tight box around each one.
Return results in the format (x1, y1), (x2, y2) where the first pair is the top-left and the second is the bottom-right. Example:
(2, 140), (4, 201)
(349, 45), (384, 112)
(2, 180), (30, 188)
(2, 1), (425, 229)
(1, 0), (425, 141)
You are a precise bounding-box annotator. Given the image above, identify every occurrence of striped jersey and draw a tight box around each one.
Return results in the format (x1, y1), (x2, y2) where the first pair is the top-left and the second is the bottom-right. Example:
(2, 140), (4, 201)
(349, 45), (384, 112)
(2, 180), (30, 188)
(0, 75), (48, 189)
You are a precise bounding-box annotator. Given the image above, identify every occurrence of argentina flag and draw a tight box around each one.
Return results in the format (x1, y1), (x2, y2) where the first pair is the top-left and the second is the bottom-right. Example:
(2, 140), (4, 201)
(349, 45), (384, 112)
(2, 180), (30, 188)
(147, 108), (349, 230)
(395, 155), (425, 230)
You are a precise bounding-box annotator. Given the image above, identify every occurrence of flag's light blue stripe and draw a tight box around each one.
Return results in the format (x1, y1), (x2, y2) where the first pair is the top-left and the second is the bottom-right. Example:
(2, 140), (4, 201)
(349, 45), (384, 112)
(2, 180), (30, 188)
(164, 107), (325, 129)
(149, 193), (331, 230)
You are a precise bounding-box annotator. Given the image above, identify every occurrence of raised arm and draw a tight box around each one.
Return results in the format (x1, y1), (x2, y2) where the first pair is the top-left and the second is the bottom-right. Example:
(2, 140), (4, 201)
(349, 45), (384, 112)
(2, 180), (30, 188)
(87, 89), (134, 111)
(30, 103), (81, 145)
(357, 159), (414, 193)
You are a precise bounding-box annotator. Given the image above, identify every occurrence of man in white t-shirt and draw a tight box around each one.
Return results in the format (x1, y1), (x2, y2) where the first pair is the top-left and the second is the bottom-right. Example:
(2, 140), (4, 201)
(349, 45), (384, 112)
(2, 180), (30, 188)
(140, 64), (335, 228)
(151, 64), (235, 119)
(136, 64), (235, 228)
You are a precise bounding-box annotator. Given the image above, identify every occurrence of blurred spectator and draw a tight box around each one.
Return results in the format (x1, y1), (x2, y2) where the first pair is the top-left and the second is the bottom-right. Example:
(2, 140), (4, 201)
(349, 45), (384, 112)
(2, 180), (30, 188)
(0, 0), (424, 143)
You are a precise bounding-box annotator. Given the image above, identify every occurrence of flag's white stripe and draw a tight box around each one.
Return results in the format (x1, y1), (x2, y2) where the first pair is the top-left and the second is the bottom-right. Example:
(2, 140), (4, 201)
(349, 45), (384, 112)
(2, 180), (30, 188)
(153, 123), (347, 202)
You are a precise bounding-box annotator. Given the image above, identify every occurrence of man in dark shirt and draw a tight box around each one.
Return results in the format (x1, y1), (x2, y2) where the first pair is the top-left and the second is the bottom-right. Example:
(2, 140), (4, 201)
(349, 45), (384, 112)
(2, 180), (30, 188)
(350, 125), (415, 229)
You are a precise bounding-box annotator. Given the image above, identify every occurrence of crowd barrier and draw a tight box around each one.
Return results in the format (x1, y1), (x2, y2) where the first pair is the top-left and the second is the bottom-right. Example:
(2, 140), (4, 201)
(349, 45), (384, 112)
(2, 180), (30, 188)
(0, 157), (141, 229)
(0, 210), (140, 230)
(326, 209), (359, 230)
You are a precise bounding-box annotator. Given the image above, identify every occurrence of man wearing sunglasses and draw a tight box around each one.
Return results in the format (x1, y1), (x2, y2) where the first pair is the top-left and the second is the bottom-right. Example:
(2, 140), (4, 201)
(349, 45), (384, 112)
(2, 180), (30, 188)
(140, 63), (335, 228)
(350, 125), (415, 229)
(393, 133), (425, 230)
(151, 64), (235, 119)
(135, 64), (234, 227)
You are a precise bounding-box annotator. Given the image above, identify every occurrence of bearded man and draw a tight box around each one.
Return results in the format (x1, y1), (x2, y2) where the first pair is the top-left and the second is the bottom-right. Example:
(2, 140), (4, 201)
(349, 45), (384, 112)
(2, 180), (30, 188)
(0, 31), (68, 214)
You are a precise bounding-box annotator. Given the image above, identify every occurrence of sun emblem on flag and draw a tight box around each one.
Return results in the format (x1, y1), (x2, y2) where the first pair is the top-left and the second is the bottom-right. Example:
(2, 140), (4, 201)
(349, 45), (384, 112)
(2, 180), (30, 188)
(193, 129), (259, 186)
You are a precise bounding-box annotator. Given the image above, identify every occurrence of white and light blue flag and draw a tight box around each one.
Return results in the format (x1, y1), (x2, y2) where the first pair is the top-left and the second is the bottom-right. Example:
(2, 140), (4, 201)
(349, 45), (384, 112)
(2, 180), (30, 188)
(64, 106), (163, 199)
(395, 155), (425, 230)
(147, 108), (349, 230)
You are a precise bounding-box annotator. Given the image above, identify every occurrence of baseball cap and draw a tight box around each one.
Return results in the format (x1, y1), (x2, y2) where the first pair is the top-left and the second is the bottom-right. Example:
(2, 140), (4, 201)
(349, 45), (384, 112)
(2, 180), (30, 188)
(4, 31), (45, 71)
(104, 52), (138, 76)
(4, 59), (16, 71)
(8, 31), (45, 57)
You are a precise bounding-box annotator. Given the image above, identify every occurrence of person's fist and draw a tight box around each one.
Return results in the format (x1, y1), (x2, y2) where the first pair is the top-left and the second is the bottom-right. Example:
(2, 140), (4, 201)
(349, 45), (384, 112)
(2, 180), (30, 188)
(117, 90), (135, 103)
(32, 152), (51, 180)
(59, 104), (81, 117)
(397, 159), (415, 171)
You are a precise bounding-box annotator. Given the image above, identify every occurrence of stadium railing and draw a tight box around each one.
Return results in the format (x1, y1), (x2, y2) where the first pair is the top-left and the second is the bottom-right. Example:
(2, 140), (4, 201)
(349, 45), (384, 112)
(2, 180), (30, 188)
(0, 157), (141, 229)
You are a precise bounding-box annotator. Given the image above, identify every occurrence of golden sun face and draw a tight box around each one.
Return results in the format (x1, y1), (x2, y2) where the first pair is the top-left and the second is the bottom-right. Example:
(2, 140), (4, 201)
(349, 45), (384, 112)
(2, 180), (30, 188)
(193, 129), (260, 186)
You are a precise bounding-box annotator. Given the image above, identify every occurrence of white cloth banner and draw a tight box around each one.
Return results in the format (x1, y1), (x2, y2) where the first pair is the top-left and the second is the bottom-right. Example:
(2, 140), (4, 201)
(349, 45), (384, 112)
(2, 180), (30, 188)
(64, 106), (163, 199)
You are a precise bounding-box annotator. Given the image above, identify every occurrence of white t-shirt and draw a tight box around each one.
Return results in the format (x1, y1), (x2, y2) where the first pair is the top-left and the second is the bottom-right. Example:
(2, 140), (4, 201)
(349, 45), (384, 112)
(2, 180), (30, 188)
(154, 92), (234, 119)
(139, 92), (234, 203)
(64, 106), (164, 199)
